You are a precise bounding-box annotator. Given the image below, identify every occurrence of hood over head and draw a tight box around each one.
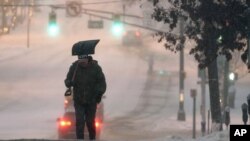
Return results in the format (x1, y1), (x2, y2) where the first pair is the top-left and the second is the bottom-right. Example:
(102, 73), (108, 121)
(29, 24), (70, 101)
(76, 56), (97, 68)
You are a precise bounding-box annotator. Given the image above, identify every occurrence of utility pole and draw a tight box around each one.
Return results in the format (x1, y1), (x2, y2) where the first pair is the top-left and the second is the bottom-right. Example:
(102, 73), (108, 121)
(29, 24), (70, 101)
(191, 89), (197, 139)
(223, 59), (229, 110)
(198, 68), (206, 136)
(177, 16), (186, 121)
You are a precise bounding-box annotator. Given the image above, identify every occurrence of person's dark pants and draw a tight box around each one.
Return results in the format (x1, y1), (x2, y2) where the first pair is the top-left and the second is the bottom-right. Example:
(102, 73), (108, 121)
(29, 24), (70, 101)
(74, 102), (97, 140)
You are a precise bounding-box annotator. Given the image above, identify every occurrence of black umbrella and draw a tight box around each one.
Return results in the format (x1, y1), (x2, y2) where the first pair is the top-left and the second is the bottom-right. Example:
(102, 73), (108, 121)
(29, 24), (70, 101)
(72, 39), (100, 56)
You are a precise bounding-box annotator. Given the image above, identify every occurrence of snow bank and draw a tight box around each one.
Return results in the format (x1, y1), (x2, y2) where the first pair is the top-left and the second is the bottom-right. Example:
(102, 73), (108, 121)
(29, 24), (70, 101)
(3, 131), (229, 141)
(168, 131), (229, 141)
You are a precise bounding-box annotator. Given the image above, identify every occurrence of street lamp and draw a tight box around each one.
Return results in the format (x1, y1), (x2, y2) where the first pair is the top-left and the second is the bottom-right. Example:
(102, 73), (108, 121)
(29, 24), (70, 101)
(180, 92), (184, 103)
(229, 72), (235, 81)
(178, 90), (186, 121)
(177, 16), (186, 121)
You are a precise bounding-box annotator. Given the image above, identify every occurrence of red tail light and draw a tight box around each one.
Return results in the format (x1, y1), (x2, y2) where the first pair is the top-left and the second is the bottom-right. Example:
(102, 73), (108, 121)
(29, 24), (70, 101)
(95, 121), (100, 128)
(59, 119), (72, 127)
(95, 119), (101, 128)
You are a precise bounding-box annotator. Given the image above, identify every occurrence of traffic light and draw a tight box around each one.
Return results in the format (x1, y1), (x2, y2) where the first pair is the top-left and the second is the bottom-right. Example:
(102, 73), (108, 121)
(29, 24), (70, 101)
(111, 14), (124, 36)
(48, 10), (59, 36)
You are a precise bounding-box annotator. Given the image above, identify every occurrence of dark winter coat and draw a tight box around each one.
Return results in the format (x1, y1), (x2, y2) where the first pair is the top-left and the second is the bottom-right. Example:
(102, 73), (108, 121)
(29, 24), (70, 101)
(65, 59), (106, 104)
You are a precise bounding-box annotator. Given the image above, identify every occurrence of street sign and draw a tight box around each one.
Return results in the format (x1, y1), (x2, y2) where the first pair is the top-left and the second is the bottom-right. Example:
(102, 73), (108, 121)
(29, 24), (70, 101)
(66, 1), (82, 17)
(88, 20), (103, 29)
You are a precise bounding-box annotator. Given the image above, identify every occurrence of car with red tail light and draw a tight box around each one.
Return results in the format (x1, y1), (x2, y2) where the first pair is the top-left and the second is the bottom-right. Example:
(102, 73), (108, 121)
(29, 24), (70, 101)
(57, 96), (104, 139)
(122, 30), (142, 46)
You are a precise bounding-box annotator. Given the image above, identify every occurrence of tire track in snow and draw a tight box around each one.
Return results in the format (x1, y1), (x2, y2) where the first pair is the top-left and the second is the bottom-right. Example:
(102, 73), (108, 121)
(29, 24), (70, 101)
(103, 71), (191, 140)
(0, 46), (44, 63)
(0, 43), (69, 65)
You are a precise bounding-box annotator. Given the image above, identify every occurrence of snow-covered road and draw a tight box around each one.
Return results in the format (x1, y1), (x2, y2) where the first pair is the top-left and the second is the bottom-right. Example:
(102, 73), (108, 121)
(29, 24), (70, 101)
(0, 1), (249, 141)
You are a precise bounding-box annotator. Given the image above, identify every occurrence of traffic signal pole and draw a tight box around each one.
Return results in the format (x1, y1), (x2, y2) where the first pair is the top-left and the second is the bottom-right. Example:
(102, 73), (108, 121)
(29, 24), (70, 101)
(82, 7), (142, 19)
(81, 8), (174, 35)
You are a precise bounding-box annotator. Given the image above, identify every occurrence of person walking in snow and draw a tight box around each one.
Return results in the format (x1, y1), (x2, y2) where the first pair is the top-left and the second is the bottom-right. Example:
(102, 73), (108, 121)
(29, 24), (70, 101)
(64, 40), (106, 140)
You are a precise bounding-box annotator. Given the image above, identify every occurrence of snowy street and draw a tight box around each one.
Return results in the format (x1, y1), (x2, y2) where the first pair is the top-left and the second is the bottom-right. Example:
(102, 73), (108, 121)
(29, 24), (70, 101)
(0, 1), (250, 141)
